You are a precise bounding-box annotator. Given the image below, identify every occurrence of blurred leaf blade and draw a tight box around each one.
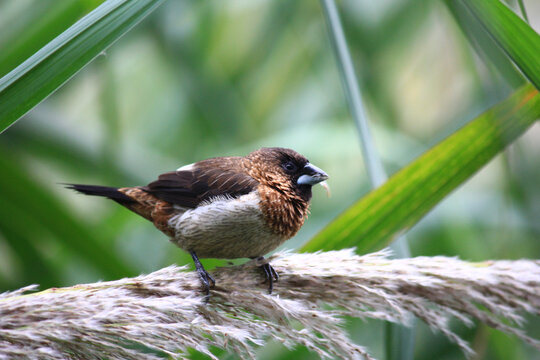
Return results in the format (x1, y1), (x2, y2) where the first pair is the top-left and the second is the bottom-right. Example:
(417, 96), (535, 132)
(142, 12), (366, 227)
(321, 1), (414, 358)
(0, 0), (165, 133)
(516, 0), (529, 23)
(0, 149), (134, 278)
(458, 0), (540, 90)
(302, 84), (540, 254)
(0, 218), (62, 289)
(2, 124), (140, 184)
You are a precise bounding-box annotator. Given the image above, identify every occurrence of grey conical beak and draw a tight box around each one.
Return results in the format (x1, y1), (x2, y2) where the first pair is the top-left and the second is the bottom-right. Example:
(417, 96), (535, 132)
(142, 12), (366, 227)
(297, 163), (329, 186)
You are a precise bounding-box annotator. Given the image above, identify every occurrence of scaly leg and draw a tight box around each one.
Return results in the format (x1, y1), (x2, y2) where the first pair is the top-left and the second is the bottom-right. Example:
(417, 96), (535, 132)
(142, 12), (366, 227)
(190, 251), (215, 298)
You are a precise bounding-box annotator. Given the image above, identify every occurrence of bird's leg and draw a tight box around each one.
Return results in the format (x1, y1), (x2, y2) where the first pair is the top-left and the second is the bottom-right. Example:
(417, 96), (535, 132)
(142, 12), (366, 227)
(190, 251), (215, 297)
(255, 256), (279, 294)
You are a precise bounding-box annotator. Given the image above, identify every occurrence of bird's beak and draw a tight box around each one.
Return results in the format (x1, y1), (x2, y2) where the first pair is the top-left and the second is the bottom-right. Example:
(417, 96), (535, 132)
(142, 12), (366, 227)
(297, 163), (329, 186)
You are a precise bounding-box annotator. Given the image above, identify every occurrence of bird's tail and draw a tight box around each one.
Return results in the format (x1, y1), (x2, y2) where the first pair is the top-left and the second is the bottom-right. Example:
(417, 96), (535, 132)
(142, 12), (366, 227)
(65, 184), (135, 204)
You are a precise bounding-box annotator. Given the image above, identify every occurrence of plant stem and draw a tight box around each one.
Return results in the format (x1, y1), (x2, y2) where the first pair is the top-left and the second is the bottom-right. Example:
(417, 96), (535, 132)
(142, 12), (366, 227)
(319, 1), (414, 358)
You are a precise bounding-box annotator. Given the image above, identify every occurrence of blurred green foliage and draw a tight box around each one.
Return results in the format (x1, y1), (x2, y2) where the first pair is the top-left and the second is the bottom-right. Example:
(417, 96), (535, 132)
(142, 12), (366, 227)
(0, 0), (539, 359)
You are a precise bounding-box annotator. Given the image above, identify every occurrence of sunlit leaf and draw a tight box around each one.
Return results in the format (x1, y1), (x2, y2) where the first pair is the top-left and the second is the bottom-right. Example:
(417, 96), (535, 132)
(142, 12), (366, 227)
(302, 84), (540, 253)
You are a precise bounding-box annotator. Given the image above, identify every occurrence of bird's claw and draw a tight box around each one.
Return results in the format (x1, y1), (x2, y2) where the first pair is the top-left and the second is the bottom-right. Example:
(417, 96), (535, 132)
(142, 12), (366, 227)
(258, 259), (279, 294)
(197, 268), (216, 296)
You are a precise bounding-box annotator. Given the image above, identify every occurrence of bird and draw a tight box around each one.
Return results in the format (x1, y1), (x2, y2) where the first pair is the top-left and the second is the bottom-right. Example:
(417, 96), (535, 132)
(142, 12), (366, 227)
(66, 147), (328, 297)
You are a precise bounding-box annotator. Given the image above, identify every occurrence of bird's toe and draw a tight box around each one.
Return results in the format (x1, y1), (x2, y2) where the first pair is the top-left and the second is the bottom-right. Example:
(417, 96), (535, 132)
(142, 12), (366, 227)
(260, 262), (278, 294)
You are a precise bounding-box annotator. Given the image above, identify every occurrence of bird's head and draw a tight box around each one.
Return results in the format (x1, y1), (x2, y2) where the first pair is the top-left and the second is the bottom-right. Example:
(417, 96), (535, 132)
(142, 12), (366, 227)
(245, 147), (328, 201)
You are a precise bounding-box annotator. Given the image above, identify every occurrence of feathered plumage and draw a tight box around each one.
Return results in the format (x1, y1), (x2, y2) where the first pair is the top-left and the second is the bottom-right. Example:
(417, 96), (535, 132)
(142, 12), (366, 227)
(67, 147), (328, 296)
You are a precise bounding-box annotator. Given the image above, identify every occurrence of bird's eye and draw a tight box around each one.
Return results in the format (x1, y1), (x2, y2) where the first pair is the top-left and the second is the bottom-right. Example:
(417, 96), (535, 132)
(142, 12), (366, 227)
(283, 161), (297, 172)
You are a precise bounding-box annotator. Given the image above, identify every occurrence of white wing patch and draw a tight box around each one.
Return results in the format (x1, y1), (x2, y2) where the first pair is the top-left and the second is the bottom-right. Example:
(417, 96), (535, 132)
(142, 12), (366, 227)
(176, 163), (195, 172)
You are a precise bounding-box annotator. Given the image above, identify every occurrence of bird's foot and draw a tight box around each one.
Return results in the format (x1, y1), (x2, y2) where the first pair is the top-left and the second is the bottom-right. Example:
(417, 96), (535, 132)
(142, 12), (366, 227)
(190, 251), (215, 300)
(256, 257), (279, 294)
(197, 267), (216, 296)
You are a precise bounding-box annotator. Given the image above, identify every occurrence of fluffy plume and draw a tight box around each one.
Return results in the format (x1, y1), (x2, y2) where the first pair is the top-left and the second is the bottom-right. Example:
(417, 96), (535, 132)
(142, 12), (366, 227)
(1, 249), (540, 359)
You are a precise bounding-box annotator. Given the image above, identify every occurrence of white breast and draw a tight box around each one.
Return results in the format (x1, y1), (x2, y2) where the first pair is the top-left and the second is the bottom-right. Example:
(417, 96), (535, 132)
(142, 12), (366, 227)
(167, 192), (285, 259)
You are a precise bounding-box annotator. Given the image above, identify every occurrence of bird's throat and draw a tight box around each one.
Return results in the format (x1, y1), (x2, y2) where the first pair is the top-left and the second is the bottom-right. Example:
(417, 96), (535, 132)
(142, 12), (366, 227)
(257, 185), (309, 239)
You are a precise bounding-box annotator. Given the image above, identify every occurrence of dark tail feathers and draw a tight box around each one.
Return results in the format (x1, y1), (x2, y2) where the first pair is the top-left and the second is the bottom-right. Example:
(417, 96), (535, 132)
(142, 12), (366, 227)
(65, 184), (135, 204)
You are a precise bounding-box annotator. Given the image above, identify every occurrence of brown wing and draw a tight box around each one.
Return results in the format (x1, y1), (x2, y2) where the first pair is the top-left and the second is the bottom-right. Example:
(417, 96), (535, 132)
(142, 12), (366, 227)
(144, 157), (259, 208)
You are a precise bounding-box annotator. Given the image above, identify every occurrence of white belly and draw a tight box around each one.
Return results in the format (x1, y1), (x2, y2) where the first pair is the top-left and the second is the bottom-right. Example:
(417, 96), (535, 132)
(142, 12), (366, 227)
(167, 192), (285, 259)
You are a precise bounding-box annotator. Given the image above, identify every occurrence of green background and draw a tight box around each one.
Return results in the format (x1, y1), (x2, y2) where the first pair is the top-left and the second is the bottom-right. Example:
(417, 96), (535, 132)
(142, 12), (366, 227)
(0, 0), (539, 359)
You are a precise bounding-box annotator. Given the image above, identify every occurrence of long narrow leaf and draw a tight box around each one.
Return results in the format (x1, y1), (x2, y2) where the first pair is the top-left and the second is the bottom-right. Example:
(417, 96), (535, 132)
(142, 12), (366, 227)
(445, 0), (525, 90)
(459, 0), (540, 90)
(0, 0), (165, 133)
(320, 0), (386, 186)
(0, 0), (102, 77)
(302, 84), (540, 253)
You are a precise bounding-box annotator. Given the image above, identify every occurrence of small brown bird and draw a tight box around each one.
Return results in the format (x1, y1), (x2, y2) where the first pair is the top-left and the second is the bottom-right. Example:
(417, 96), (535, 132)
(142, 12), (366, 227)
(67, 147), (328, 296)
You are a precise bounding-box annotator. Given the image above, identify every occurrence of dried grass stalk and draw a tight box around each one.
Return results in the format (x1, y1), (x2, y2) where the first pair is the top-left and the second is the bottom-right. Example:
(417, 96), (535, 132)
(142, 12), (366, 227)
(1, 249), (539, 359)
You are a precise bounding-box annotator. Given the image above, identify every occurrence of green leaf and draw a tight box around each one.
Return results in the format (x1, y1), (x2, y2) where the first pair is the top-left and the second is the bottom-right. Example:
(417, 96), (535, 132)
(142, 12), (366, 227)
(458, 0), (540, 90)
(0, 0), (165, 133)
(302, 84), (540, 254)
(445, 0), (525, 90)
(516, 0), (529, 23)
(0, 0), (103, 77)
